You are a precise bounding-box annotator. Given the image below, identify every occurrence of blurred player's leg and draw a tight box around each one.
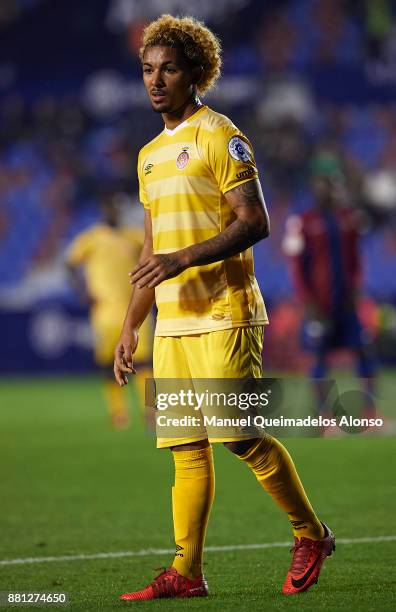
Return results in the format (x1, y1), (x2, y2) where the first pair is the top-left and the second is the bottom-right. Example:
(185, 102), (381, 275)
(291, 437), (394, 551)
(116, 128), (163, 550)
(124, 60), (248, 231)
(343, 310), (377, 418)
(132, 367), (150, 409)
(355, 345), (377, 418)
(95, 309), (154, 429)
(103, 372), (129, 430)
(310, 349), (335, 420)
(132, 316), (153, 416)
(94, 319), (130, 429)
(311, 350), (328, 380)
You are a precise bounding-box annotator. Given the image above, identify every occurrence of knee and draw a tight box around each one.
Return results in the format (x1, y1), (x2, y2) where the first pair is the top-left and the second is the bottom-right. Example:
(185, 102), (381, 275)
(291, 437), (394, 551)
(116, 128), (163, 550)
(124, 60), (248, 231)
(223, 438), (259, 456)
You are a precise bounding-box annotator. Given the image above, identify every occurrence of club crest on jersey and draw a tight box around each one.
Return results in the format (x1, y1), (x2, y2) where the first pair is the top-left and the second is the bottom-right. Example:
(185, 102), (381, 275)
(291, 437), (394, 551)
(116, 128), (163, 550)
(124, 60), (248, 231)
(176, 148), (189, 170)
(228, 136), (252, 162)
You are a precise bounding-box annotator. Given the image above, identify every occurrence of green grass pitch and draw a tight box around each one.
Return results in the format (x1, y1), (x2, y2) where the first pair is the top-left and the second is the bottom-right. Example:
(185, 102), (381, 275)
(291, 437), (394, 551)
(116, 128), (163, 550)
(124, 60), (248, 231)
(0, 374), (396, 611)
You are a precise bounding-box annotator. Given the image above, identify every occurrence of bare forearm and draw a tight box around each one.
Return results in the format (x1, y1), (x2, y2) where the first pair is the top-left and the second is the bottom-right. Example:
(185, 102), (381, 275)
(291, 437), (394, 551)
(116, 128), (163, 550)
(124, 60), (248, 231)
(181, 217), (267, 268)
(122, 285), (155, 332)
(122, 236), (155, 332)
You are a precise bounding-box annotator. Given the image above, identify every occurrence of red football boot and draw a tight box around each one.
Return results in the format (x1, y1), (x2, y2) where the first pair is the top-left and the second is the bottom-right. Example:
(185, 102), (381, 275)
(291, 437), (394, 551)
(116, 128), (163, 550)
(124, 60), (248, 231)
(120, 567), (208, 600)
(282, 522), (335, 594)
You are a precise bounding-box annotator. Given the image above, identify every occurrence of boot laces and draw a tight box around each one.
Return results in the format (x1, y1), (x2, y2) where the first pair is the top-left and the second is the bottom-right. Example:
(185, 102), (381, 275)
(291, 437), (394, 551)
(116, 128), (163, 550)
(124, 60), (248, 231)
(151, 567), (179, 597)
(289, 538), (315, 574)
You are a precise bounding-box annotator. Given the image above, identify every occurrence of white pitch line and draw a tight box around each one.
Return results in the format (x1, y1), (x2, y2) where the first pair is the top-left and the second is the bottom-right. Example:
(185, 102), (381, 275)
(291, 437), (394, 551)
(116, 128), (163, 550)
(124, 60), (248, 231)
(1, 536), (395, 567)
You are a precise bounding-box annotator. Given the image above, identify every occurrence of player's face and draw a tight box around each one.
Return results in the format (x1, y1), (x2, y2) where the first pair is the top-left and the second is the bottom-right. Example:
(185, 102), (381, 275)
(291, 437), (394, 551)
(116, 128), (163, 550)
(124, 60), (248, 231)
(312, 176), (334, 205)
(101, 199), (121, 226)
(142, 46), (195, 114)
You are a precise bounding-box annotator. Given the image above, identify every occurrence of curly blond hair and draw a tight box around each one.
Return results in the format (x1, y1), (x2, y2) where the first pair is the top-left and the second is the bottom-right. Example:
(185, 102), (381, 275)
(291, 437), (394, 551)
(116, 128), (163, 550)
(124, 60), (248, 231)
(139, 14), (222, 96)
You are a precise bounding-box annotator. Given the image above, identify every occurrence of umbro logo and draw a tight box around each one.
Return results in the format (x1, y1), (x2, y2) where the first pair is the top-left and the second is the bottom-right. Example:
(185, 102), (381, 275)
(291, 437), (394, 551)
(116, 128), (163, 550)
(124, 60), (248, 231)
(236, 166), (254, 180)
(144, 163), (154, 175)
(290, 520), (307, 531)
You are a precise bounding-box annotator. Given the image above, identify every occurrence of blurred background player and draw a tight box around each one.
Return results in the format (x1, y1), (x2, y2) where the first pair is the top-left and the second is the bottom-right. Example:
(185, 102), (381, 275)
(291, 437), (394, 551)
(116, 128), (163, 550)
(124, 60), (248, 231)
(66, 189), (153, 429)
(284, 154), (377, 418)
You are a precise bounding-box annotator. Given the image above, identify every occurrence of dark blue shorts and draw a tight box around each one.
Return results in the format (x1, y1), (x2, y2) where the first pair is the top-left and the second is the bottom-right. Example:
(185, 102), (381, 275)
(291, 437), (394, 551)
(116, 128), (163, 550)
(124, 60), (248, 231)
(301, 309), (364, 352)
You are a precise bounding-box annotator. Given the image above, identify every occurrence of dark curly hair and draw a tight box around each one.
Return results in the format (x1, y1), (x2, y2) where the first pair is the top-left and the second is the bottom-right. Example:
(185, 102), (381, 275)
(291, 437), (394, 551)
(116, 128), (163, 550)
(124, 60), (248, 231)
(140, 14), (222, 96)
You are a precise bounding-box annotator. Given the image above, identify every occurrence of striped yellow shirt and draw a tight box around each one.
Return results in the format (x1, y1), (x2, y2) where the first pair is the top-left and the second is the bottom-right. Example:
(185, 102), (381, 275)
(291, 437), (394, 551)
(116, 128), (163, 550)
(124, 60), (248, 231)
(138, 105), (268, 336)
(66, 224), (143, 306)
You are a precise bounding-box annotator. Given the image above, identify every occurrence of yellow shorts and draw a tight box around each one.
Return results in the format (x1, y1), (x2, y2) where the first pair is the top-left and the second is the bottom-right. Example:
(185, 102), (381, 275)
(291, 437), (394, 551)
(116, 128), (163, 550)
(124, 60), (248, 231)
(91, 304), (153, 367)
(153, 326), (264, 448)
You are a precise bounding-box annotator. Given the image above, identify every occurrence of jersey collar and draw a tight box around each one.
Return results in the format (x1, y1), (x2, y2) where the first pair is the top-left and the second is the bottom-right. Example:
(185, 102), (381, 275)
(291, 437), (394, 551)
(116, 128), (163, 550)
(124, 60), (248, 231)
(163, 105), (207, 136)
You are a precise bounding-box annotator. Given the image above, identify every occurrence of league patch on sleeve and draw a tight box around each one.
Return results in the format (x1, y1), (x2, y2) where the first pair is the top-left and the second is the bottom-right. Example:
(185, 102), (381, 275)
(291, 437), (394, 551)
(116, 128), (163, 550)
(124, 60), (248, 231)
(228, 136), (252, 162)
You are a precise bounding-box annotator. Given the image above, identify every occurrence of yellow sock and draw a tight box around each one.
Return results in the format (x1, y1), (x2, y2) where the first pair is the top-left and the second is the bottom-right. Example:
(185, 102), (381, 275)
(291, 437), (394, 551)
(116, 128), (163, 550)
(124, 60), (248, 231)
(171, 446), (215, 579)
(239, 436), (324, 540)
(103, 380), (129, 426)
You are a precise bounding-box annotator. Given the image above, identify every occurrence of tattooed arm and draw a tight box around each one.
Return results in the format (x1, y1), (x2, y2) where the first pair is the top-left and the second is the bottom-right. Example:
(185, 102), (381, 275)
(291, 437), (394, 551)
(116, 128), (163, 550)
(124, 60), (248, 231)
(130, 179), (269, 289)
(183, 178), (269, 263)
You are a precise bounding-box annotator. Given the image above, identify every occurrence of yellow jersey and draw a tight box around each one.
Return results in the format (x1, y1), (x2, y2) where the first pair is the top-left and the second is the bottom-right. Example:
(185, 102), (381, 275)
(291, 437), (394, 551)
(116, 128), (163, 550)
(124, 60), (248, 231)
(66, 224), (143, 306)
(138, 105), (268, 336)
